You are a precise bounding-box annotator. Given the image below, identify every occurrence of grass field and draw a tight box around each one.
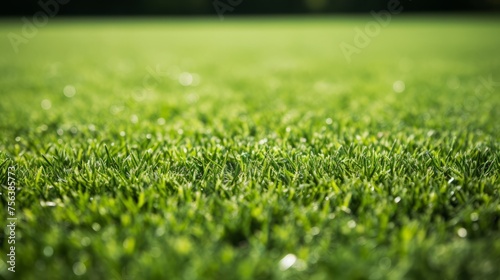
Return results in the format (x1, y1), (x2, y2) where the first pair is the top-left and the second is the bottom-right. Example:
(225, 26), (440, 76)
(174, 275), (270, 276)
(0, 16), (499, 279)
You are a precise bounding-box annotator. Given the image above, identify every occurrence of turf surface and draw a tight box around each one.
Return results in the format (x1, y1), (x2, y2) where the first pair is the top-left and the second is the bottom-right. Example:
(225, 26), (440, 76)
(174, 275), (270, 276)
(0, 16), (499, 279)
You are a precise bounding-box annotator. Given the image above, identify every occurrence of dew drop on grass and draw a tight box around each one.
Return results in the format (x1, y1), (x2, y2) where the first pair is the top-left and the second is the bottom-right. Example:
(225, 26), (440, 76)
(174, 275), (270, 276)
(72, 262), (86, 276)
(155, 227), (165, 237)
(470, 212), (479, 222)
(157, 118), (166, 125)
(279, 254), (297, 271)
(311, 227), (320, 236)
(179, 72), (193, 86)
(40, 201), (57, 207)
(325, 118), (333, 125)
(43, 246), (53, 257)
(393, 80), (405, 93)
(81, 237), (91, 247)
(347, 220), (357, 229)
(63, 85), (76, 98)
(457, 228), (467, 238)
(394, 196), (401, 203)
(110, 105), (124, 115)
(38, 124), (49, 132)
(41, 99), (52, 110)
(91, 223), (101, 232)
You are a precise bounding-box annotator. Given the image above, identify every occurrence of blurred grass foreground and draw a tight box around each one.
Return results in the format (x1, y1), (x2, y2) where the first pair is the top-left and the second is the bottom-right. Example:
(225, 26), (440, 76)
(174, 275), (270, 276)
(0, 16), (500, 279)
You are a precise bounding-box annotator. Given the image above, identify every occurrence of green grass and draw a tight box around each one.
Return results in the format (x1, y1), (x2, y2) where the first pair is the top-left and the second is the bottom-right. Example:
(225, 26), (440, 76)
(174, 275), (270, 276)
(0, 16), (499, 279)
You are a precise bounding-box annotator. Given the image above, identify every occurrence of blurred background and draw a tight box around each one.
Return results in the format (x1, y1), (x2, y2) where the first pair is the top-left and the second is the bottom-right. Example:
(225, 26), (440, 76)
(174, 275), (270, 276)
(2, 0), (500, 16)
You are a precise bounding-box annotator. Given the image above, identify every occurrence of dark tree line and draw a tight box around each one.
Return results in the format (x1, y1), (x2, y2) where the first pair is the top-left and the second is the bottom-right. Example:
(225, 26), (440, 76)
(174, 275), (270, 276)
(2, 0), (499, 16)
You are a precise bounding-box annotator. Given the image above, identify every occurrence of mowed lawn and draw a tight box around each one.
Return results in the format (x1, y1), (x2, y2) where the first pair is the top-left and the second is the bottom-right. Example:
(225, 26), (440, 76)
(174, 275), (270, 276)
(0, 16), (499, 279)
